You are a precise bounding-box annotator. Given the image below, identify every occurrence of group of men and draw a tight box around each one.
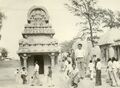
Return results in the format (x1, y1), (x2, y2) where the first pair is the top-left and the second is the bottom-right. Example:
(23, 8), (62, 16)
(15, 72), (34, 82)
(107, 57), (120, 87)
(15, 62), (53, 86)
(61, 43), (86, 88)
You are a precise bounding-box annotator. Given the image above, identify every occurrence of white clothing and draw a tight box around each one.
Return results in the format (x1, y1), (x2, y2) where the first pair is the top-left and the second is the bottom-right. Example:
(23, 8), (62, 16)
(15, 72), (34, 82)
(67, 57), (72, 63)
(64, 60), (68, 74)
(88, 63), (94, 71)
(119, 61), (120, 69)
(14, 70), (21, 84)
(63, 52), (68, 57)
(75, 49), (85, 58)
(93, 57), (97, 62)
(21, 70), (27, 75)
(47, 76), (53, 86)
(71, 68), (79, 76)
(116, 61), (120, 69)
(112, 61), (117, 69)
(64, 60), (68, 68)
(34, 64), (39, 72)
(67, 64), (73, 73)
(96, 62), (102, 70)
(108, 61), (113, 71)
(15, 70), (19, 75)
(88, 63), (94, 79)
(90, 70), (94, 79)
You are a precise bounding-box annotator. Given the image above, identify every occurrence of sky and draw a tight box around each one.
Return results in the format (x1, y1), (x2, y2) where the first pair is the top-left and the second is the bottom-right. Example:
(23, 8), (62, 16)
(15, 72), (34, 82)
(0, 0), (120, 59)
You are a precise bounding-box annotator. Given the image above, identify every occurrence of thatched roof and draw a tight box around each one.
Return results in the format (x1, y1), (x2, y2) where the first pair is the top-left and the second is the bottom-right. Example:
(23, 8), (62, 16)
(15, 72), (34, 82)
(98, 28), (120, 46)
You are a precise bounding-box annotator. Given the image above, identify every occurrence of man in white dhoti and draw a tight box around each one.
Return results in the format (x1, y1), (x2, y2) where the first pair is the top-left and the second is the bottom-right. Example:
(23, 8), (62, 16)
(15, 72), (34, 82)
(75, 43), (85, 79)
(111, 57), (120, 87)
(32, 62), (42, 86)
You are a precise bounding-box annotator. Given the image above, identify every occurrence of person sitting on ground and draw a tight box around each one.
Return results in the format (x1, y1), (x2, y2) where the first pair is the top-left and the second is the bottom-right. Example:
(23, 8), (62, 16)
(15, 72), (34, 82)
(70, 64), (80, 88)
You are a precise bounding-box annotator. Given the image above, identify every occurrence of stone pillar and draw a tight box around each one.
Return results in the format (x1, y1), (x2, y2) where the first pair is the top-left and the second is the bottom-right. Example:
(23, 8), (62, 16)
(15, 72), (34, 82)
(22, 54), (28, 69)
(23, 57), (27, 68)
(49, 53), (55, 68)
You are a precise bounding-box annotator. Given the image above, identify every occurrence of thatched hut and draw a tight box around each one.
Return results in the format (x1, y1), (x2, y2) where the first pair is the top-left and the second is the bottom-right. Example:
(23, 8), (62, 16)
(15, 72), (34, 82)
(98, 28), (120, 61)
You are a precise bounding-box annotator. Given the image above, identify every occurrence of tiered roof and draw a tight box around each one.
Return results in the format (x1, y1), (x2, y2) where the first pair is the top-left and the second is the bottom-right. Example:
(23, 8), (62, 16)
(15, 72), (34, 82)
(18, 6), (59, 54)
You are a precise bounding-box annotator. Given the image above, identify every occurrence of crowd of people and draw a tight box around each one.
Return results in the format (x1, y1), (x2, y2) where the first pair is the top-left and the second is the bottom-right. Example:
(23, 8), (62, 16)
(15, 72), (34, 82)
(14, 62), (53, 87)
(107, 57), (120, 87)
(60, 43), (120, 88)
(14, 43), (120, 88)
(60, 43), (87, 88)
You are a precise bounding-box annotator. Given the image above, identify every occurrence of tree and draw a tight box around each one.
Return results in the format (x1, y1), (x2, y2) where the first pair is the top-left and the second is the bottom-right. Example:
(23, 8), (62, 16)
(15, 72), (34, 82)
(0, 11), (5, 40)
(65, 0), (105, 47)
(1, 48), (8, 58)
(0, 47), (8, 60)
(0, 11), (5, 29)
(102, 9), (118, 29)
(60, 40), (74, 52)
(0, 48), (8, 57)
(99, 8), (120, 30)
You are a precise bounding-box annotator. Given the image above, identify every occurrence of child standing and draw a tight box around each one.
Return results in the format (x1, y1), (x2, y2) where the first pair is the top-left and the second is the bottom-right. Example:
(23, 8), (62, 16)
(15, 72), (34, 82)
(88, 60), (94, 80)
(20, 67), (27, 84)
(95, 58), (102, 86)
(29, 76), (34, 86)
(14, 69), (21, 84)
(61, 60), (65, 72)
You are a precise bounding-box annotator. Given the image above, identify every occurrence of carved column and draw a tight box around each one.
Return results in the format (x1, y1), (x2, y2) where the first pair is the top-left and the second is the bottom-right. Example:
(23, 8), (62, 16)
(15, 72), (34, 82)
(49, 53), (55, 68)
(21, 54), (28, 68)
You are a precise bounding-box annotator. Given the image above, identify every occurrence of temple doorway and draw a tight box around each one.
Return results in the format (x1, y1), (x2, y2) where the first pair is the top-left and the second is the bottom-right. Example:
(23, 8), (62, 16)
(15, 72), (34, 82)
(34, 55), (44, 74)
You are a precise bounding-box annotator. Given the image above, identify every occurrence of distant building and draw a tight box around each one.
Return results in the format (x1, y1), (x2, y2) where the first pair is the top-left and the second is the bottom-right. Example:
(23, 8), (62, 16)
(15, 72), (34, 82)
(17, 6), (59, 75)
(98, 28), (120, 61)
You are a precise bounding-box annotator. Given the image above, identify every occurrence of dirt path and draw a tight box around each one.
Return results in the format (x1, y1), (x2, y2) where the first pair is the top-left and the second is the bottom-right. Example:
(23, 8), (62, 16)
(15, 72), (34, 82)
(0, 62), (118, 88)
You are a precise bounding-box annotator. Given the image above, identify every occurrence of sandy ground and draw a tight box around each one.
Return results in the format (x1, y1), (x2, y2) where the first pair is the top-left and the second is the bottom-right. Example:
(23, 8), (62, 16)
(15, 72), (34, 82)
(0, 60), (120, 88)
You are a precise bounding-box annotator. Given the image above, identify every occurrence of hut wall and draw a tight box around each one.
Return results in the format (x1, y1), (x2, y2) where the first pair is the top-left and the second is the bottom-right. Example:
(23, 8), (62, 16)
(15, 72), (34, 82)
(113, 46), (120, 60)
(100, 45), (109, 62)
(100, 45), (115, 62)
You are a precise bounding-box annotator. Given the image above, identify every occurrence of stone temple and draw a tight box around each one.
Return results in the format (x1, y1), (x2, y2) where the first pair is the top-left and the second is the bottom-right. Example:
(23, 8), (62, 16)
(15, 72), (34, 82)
(17, 6), (59, 75)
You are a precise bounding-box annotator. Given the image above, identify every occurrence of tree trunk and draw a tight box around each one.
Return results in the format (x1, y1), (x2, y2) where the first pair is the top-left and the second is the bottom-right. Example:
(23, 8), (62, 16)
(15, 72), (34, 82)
(88, 15), (94, 47)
